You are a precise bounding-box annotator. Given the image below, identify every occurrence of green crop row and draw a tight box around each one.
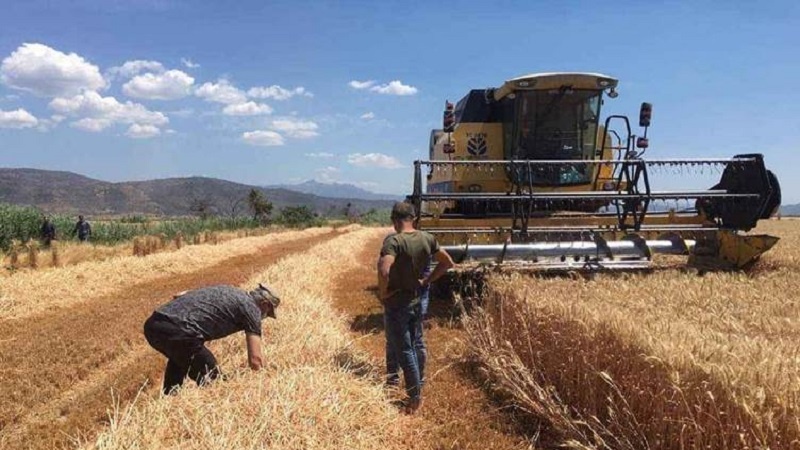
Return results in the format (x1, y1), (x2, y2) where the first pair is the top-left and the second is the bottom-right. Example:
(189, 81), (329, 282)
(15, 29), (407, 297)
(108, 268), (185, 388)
(0, 204), (261, 251)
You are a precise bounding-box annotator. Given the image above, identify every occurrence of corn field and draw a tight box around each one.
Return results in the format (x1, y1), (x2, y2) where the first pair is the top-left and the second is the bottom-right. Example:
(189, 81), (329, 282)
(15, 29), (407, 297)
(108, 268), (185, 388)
(0, 203), (261, 250)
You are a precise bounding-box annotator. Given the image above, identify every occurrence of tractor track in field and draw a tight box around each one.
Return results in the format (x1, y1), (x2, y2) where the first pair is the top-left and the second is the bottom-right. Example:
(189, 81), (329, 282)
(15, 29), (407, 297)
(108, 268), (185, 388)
(0, 230), (340, 450)
(331, 232), (533, 450)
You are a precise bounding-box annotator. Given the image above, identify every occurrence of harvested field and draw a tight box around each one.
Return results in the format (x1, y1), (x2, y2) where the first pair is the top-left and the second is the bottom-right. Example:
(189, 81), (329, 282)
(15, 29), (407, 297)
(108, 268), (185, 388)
(465, 220), (800, 448)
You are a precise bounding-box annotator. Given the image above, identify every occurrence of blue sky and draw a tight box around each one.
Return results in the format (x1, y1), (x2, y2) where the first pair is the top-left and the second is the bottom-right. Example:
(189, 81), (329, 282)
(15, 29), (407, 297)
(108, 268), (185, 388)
(0, 0), (798, 201)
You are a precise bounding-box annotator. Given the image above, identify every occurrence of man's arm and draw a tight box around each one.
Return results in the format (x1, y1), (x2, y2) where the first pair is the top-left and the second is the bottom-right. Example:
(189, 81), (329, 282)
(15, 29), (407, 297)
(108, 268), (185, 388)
(377, 254), (395, 301)
(245, 333), (264, 370)
(420, 249), (454, 288)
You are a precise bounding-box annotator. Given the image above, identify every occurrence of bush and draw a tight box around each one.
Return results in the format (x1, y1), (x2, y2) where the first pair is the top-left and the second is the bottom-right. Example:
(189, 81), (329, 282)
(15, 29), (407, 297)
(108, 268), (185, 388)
(275, 205), (324, 228)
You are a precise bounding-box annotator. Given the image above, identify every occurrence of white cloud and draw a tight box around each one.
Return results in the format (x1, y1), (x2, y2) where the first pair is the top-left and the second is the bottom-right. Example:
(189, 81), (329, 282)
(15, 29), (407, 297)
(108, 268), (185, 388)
(181, 57), (200, 69)
(349, 80), (375, 90)
(360, 112), (375, 120)
(242, 130), (285, 147)
(347, 152), (404, 169)
(315, 166), (340, 183)
(270, 118), (319, 139)
(370, 80), (418, 96)
(195, 79), (247, 104)
(305, 152), (334, 158)
(50, 91), (168, 134)
(71, 117), (113, 132)
(247, 85), (313, 101)
(107, 60), (165, 80)
(122, 70), (194, 100)
(0, 108), (38, 129)
(0, 43), (106, 97)
(125, 123), (161, 139)
(222, 101), (273, 116)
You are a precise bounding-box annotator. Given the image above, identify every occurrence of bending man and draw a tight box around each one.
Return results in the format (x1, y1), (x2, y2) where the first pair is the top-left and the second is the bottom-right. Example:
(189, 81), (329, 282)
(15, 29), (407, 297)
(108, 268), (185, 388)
(143, 283), (280, 394)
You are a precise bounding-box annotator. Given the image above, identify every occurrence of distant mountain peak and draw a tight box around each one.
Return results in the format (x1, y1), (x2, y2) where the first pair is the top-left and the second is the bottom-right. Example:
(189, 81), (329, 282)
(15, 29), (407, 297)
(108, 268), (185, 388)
(268, 179), (403, 201)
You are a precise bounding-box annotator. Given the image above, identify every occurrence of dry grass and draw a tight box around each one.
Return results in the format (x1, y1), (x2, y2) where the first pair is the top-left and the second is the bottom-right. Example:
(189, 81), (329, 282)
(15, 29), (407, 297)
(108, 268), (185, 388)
(85, 227), (413, 450)
(464, 220), (800, 449)
(0, 227), (333, 319)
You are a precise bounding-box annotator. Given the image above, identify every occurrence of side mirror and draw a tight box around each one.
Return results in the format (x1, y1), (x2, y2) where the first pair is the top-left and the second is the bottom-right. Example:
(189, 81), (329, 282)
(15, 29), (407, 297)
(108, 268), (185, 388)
(639, 102), (652, 127)
(443, 101), (455, 133)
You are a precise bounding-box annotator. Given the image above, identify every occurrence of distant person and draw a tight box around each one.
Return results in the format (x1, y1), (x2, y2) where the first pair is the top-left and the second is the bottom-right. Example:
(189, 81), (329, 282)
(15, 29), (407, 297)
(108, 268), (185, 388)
(143, 283), (281, 395)
(72, 215), (91, 242)
(40, 215), (56, 247)
(378, 201), (454, 414)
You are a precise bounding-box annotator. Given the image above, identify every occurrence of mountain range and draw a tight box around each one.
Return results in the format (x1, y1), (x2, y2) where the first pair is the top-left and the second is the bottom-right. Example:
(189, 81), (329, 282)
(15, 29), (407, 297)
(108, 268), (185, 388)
(780, 204), (800, 216)
(268, 180), (404, 201)
(0, 168), (394, 217)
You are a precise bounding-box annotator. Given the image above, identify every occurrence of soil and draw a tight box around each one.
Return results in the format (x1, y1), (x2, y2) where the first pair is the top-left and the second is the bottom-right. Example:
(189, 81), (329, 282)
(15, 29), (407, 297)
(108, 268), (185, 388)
(330, 233), (534, 450)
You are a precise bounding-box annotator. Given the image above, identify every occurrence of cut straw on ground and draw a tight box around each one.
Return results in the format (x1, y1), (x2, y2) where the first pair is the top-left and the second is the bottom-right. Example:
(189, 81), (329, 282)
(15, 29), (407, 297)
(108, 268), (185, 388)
(85, 227), (418, 450)
(0, 227), (332, 319)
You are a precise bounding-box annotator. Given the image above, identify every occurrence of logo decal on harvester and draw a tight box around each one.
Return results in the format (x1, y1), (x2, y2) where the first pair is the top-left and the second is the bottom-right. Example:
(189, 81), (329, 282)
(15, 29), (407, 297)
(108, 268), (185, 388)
(466, 133), (487, 156)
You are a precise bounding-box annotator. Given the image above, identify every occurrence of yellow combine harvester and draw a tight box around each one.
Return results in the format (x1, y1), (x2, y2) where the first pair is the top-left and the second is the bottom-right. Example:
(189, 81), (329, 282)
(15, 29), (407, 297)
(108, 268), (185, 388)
(407, 72), (781, 271)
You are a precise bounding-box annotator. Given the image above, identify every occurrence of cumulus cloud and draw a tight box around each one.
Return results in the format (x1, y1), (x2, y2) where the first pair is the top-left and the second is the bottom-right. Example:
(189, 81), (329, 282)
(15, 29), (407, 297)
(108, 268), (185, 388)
(348, 79), (417, 96)
(181, 57), (200, 69)
(360, 112), (375, 120)
(270, 118), (319, 139)
(247, 85), (313, 101)
(315, 166), (340, 183)
(0, 108), (38, 129)
(347, 152), (404, 169)
(349, 80), (375, 90)
(370, 80), (418, 96)
(107, 60), (165, 80)
(222, 101), (273, 116)
(305, 152), (334, 158)
(125, 123), (161, 138)
(242, 130), (284, 147)
(0, 43), (106, 97)
(195, 79), (247, 104)
(50, 91), (168, 135)
(71, 117), (113, 132)
(122, 70), (194, 100)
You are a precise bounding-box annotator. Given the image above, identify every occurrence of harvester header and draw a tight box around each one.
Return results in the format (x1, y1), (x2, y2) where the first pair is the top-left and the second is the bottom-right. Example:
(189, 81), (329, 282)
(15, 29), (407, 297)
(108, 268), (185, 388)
(407, 72), (781, 271)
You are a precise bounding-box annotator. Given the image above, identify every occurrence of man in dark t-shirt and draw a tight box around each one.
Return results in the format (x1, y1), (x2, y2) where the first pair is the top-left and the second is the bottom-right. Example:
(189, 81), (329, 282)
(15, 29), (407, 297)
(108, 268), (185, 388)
(143, 283), (281, 394)
(378, 202), (453, 414)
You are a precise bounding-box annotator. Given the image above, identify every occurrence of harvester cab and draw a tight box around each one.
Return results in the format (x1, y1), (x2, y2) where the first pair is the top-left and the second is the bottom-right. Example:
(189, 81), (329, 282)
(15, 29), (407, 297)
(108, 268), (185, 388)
(408, 72), (781, 271)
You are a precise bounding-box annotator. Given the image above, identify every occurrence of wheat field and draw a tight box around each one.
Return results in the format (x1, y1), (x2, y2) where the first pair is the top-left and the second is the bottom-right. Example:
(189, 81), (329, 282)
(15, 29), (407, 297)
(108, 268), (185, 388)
(4, 221), (799, 449)
(465, 220), (800, 449)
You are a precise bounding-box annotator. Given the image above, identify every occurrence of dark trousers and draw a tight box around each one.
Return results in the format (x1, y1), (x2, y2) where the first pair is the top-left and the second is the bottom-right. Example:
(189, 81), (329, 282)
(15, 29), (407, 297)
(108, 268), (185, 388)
(143, 312), (220, 394)
(384, 302), (425, 401)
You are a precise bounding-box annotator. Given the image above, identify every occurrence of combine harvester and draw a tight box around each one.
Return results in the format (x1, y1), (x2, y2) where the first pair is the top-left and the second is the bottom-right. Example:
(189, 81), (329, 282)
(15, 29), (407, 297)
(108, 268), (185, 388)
(407, 73), (781, 272)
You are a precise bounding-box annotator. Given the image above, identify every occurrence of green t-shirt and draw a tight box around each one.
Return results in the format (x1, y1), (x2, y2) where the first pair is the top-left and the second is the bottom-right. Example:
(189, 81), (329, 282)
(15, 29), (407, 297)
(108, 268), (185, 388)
(380, 230), (440, 307)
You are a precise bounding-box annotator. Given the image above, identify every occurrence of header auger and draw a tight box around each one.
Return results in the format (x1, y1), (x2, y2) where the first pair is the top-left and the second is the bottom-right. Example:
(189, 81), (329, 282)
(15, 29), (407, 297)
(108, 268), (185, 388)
(407, 72), (781, 272)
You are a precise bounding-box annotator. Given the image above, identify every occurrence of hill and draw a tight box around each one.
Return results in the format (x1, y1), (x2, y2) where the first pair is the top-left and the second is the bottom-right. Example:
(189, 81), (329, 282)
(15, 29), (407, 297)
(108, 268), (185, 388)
(780, 203), (800, 216)
(269, 180), (404, 201)
(0, 168), (393, 217)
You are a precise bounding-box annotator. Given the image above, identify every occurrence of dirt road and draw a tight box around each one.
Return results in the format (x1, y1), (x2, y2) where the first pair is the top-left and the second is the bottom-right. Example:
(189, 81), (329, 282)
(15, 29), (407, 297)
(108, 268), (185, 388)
(0, 230), (339, 450)
(331, 233), (532, 450)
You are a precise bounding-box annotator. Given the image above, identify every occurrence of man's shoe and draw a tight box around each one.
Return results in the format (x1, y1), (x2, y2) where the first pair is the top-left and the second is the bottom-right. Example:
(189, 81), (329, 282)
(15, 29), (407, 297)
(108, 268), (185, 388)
(405, 397), (422, 415)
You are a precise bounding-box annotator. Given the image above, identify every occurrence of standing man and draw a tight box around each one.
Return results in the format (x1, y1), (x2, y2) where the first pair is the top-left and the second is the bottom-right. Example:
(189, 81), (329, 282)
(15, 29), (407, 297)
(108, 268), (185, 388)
(378, 202), (454, 414)
(143, 283), (281, 395)
(40, 215), (56, 247)
(72, 215), (91, 242)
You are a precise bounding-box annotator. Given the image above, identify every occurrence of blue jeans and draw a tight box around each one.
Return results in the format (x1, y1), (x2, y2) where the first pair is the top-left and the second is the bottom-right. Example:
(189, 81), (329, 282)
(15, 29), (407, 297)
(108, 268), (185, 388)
(384, 302), (426, 400)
